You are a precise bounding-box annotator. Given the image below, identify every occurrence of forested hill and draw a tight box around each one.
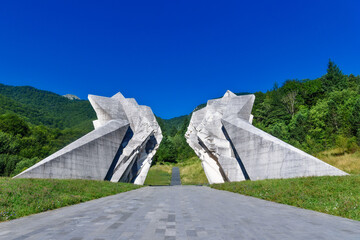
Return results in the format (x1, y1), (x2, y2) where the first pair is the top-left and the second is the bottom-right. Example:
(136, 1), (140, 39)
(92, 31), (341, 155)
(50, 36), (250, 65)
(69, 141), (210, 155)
(0, 85), (96, 176)
(154, 60), (360, 164)
(0, 60), (359, 176)
(0, 84), (95, 130)
(154, 115), (194, 163)
(251, 60), (360, 154)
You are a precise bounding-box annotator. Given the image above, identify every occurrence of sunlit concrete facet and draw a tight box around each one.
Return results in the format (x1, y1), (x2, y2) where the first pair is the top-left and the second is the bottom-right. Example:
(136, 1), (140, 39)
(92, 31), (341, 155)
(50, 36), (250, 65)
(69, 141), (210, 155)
(185, 90), (347, 184)
(14, 92), (162, 185)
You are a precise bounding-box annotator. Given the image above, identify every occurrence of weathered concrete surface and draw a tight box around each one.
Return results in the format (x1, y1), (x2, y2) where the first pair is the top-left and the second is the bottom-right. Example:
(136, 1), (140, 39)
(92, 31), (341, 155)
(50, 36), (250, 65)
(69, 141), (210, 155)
(107, 93), (163, 185)
(222, 118), (346, 180)
(185, 91), (253, 184)
(13, 120), (129, 180)
(186, 90), (347, 183)
(1, 186), (360, 240)
(14, 92), (162, 185)
(89, 94), (129, 129)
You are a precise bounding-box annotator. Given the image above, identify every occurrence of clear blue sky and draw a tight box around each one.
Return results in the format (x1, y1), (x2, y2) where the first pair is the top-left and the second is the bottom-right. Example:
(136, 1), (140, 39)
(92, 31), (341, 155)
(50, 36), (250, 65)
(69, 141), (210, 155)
(0, 0), (359, 119)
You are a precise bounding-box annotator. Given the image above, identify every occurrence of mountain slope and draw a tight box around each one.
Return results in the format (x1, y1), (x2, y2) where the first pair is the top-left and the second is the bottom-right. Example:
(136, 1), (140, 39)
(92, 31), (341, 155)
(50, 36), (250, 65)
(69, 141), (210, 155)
(0, 60), (359, 176)
(0, 84), (95, 130)
(0, 84), (97, 176)
(153, 60), (360, 166)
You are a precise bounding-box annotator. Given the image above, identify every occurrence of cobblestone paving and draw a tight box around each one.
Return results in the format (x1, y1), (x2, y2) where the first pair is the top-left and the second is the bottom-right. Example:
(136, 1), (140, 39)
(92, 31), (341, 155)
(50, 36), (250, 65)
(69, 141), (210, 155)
(1, 186), (360, 239)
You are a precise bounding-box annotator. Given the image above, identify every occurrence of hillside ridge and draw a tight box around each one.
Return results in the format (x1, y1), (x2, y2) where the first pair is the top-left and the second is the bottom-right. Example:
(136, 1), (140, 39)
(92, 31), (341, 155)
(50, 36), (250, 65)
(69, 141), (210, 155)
(0, 60), (359, 176)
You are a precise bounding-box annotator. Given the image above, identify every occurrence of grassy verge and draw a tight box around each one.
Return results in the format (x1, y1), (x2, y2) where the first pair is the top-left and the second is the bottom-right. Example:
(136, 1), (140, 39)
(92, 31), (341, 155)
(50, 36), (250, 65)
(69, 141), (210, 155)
(145, 157), (208, 185)
(0, 178), (141, 221)
(316, 149), (360, 174)
(177, 157), (208, 185)
(211, 175), (360, 221)
(144, 164), (172, 185)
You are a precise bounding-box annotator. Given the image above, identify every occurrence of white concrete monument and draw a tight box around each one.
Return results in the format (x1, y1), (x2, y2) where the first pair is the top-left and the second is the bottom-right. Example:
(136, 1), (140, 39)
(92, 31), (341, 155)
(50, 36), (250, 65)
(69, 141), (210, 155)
(14, 92), (162, 185)
(185, 90), (347, 184)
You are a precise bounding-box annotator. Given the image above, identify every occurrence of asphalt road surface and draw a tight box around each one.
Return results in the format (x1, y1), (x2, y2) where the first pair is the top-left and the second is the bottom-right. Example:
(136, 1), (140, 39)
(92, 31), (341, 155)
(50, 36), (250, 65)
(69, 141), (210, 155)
(171, 167), (181, 186)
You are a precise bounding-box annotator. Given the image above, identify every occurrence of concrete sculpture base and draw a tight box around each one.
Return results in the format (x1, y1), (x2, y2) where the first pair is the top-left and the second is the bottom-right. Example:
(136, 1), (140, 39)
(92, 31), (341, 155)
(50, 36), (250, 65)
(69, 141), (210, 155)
(185, 90), (347, 184)
(14, 92), (162, 185)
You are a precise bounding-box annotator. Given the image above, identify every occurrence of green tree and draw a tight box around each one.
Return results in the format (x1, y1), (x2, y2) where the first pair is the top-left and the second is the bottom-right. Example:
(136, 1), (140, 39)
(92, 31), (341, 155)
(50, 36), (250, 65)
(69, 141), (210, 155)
(288, 106), (309, 144)
(0, 113), (30, 137)
(322, 59), (347, 92)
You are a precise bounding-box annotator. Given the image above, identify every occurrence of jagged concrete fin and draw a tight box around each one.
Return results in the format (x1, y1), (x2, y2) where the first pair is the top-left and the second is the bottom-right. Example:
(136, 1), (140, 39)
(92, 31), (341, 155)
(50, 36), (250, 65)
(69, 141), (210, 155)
(15, 92), (163, 185)
(88, 95), (111, 120)
(89, 94), (129, 127)
(110, 128), (153, 182)
(221, 118), (348, 180)
(127, 98), (138, 105)
(223, 94), (255, 121)
(185, 90), (346, 184)
(237, 94), (255, 121)
(111, 92), (126, 101)
(223, 90), (236, 97)
(14, 120), (130, 180)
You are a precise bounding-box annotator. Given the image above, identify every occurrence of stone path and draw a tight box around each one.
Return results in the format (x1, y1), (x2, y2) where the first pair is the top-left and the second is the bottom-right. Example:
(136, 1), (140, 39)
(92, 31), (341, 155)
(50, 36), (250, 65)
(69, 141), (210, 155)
(171, 167), (181, 186)
(1, 186), (360, 240)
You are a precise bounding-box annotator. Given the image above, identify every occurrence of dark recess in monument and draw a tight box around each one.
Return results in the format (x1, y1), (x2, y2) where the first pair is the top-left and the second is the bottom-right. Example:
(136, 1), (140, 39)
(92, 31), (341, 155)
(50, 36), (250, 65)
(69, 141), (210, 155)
(104, 127), (134, 181)
(222, 126), (250, 180)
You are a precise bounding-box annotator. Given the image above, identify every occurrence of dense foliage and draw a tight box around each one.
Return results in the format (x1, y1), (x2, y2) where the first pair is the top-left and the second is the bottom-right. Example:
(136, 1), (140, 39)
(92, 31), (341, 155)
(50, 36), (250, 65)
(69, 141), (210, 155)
(0, 60), (358, 174)
(153, 115), (197, 163)
(252, 60), (360, 154)
(0, 85), (96, 177)
(0, 113), (91, 176)
(0, 84), (95, 129)
(153, 60), (359, 164)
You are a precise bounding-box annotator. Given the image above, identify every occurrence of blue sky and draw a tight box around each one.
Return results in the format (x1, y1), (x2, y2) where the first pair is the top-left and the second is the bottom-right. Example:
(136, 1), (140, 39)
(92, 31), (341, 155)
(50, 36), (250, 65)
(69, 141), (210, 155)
(0, 0), (359, 119)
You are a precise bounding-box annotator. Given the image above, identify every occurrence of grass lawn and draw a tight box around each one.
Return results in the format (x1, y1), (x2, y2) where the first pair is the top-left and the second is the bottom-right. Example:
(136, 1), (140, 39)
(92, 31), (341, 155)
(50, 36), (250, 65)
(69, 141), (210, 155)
(316, 149), (360, 174)
(144, 157), (208, 185)
(144, 164), (172, 185)
(177, 157), (208, 185)
(0, 178), (141, 222)
(211, 175), (360, 221)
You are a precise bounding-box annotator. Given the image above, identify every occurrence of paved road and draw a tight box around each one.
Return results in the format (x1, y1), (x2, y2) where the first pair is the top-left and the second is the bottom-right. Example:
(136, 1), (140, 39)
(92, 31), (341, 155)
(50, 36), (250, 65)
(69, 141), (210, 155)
(1, 186), (360, 240)
(171, 167), (181, 186)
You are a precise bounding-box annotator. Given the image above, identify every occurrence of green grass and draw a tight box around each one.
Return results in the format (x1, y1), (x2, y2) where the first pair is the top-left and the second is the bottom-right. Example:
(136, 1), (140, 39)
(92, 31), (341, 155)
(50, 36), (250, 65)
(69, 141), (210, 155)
(316, 149), (360, 174)
(211, 175), (360, 221)
(177, 157), (208, 185)
(0, 178), (142, 221)
(145, 157), (208, 185)
(144, 164), (172, 185)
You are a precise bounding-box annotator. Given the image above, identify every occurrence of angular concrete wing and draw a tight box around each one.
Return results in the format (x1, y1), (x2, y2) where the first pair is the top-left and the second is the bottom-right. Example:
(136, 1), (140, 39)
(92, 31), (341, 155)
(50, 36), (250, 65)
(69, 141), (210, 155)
(185, 90), (347, 184)
(222, 118), (346, 180)
(14, 120), (129, 180)
(14, 92), (162, 185)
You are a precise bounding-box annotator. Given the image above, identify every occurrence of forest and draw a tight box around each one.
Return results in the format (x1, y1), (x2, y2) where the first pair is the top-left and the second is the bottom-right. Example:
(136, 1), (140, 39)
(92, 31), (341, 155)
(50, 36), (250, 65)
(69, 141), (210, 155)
(252, 60), (359, 154)
(153, 60), (360, 164)
(0, 85), (96, 176)
(0, 60), (359, 176)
